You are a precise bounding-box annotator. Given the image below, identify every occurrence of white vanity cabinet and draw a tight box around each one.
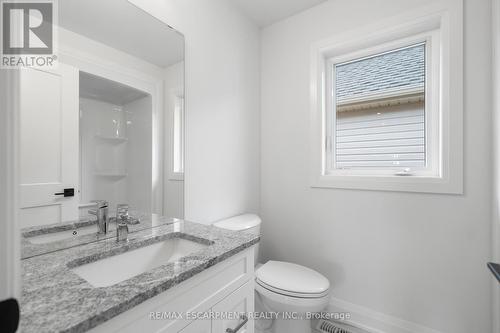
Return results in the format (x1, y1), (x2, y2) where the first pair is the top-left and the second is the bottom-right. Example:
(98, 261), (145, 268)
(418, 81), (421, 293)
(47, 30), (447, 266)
(212, 280), (254, 333)
(179, 279), (253, 333)
(88, 246), (255, 333)
(178, 318), (211, 333)
(171, 280), (254, 333)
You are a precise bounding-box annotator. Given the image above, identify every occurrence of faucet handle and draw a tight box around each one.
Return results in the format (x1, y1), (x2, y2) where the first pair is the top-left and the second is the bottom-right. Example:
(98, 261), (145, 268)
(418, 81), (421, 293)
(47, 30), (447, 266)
(116, 203), (129, 213)
(91, 200), (108, 208)
(116, 203), (129, 222)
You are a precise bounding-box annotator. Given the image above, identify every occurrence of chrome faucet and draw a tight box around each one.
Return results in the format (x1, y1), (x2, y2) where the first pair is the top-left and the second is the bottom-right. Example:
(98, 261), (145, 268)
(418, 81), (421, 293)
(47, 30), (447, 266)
(116, 203), (129, 242)
(88, 200), (109, 234)
(116, 204), (129, 222)
(116, 221), (129, 242)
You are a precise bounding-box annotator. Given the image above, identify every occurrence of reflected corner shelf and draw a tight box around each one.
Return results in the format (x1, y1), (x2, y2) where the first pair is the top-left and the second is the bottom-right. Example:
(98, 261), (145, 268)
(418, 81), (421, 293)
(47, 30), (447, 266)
(94, 135), (128, 144)
(93, 172), (128, 179)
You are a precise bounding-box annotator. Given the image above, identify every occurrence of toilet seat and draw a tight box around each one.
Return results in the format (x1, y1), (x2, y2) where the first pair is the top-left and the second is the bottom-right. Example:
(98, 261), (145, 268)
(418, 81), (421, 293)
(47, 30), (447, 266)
(255, 261), (330, 299)
(256, 279), (329, 298)
(255, 280), (330, 311)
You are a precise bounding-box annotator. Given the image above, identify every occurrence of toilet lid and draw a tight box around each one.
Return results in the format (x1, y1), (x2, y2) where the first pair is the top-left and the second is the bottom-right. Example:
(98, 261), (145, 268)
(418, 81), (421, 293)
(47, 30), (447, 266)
(213, 214), (261, 231)
(256, 261), (330, 297)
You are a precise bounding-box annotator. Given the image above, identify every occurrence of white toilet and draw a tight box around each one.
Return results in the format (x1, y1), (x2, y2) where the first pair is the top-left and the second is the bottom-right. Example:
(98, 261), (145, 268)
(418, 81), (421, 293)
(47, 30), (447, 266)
(213, 213), (262, 266)
(255, 261), (330, 333)
(213, 214), (330, 333)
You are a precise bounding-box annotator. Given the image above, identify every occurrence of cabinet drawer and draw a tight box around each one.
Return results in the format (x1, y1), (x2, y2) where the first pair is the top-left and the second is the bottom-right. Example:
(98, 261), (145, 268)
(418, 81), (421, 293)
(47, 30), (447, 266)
(178, 318), (211, 333)
(212, 280), (254, 333)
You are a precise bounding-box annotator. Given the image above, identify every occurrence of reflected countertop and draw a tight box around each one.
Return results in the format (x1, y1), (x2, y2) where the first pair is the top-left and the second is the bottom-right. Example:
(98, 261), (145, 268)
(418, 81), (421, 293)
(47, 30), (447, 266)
(21, 214), (181, 259)
(20, 220), (259, 333)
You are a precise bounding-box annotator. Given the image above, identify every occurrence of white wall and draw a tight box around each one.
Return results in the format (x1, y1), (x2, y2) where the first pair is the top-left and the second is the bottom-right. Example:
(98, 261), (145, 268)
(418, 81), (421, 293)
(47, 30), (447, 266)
(0, 70), (20, 300)
(126, 96), (153, 214)
(260, 0), (492, 333)
(491, 1), (500, 331)
(164, 62), (185, 218)
(0, 71), (7, 300)
(129, 0), (261, 223)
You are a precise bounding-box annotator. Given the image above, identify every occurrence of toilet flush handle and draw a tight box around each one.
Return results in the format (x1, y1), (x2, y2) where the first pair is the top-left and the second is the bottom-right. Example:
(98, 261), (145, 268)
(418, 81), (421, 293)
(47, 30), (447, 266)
(226, 314), (248, 333)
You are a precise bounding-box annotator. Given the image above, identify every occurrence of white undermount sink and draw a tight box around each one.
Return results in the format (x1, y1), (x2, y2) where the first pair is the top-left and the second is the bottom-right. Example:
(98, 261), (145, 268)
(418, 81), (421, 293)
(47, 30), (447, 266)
(71, 237), (208, 287)
(27, 225), (98, 244)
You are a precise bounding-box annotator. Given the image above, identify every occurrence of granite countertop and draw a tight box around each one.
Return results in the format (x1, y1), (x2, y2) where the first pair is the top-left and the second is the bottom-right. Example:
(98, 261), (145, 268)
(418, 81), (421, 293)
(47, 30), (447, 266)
(21, 214), (180, 259)
(20, 221), (259, 333)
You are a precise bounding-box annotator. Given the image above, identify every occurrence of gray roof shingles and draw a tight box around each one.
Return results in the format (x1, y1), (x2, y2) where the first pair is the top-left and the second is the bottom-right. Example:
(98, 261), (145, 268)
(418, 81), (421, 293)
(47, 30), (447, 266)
(336, 44), (425, 102)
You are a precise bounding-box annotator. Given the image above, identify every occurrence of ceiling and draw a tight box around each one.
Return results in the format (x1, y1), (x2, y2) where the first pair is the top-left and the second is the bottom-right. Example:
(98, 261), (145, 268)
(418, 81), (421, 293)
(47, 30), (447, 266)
(232, 0), (328, 27)
(59, 0), (184, 68)
(80, 72), (149, 105)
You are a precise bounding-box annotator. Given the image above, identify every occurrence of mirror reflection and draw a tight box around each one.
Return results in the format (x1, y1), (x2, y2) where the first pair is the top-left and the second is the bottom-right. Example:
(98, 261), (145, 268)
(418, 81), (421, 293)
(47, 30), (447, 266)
(19, 0), (185, 257)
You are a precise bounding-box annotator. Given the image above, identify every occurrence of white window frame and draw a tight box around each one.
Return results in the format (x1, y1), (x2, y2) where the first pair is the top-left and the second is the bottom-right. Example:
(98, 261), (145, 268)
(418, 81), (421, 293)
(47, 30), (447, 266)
(326, 33), (439, 177)
(310, 5), (463, 194)
(169, 88), (184, 181)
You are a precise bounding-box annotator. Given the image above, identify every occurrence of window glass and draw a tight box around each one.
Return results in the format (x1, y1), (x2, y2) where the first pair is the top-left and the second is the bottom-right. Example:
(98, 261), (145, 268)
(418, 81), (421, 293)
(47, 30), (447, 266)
(173, 95), (184, 174)
(334, 44), (426, 170)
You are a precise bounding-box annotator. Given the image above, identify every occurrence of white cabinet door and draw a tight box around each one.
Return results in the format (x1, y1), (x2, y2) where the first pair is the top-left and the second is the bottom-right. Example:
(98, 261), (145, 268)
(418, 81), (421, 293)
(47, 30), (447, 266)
(18, 64), (79, 228)
(179, 318), (211, 333)
(212, 281), (254, 333)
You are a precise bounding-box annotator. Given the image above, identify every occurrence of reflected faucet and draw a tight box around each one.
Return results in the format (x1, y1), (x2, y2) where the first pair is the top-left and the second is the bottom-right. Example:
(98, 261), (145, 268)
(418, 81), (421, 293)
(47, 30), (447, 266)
(88, 200), (109, 234)
(116, 204), (129, 222)
(116, 221), (129, 242)
(116, 204), (129, 242)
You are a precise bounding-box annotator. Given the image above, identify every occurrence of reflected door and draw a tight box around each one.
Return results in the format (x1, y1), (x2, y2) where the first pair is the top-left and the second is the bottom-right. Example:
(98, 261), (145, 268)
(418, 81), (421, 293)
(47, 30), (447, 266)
(19, 64), (79, 228)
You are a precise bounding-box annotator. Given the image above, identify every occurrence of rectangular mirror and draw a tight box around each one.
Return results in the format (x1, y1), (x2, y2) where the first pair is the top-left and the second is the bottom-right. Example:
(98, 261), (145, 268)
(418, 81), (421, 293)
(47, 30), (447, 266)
(18, 0), (185, 257)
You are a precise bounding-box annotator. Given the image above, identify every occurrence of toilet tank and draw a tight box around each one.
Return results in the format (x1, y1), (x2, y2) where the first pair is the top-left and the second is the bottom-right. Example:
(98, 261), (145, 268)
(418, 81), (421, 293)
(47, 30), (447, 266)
(213, 214), (261, 265)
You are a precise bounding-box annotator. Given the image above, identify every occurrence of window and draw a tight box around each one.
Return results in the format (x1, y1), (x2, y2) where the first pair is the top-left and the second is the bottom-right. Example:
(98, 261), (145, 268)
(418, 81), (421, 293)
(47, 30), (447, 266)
(310, 11), (463, 193)
(328, 43), (431, 176)
(170, 92), (184, 180)
(173, 94), (184, 174)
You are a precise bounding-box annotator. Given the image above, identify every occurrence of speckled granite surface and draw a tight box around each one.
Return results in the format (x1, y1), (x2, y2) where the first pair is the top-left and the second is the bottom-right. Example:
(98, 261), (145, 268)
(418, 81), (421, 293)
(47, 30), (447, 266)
(21, 214), (181, 259)
(20, 221), (259, 333)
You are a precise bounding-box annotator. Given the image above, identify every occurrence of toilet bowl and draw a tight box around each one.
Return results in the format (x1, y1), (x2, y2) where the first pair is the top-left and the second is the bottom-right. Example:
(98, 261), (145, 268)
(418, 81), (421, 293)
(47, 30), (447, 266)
(213, 215), (330, 333)
(255, 261), (330, 333)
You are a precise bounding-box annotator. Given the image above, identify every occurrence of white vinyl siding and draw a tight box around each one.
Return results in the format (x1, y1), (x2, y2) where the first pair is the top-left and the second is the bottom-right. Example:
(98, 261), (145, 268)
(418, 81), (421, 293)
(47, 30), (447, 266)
(335, 103), (425, 169)
(328, 42), (428, 173)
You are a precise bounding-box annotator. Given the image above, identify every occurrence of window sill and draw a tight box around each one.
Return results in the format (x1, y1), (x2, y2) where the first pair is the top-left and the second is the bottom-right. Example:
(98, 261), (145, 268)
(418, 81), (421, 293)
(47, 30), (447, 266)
(311, 174), (462, 194)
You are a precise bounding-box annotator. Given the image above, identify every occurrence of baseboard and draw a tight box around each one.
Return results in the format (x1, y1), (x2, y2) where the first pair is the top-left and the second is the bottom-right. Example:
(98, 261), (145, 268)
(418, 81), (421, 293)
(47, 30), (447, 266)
(327, 297), (444, 333)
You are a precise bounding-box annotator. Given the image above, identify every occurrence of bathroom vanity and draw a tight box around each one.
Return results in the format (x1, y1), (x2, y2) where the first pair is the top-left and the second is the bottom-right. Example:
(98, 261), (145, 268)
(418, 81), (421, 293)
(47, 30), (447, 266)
(20, 221), (258, 332)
